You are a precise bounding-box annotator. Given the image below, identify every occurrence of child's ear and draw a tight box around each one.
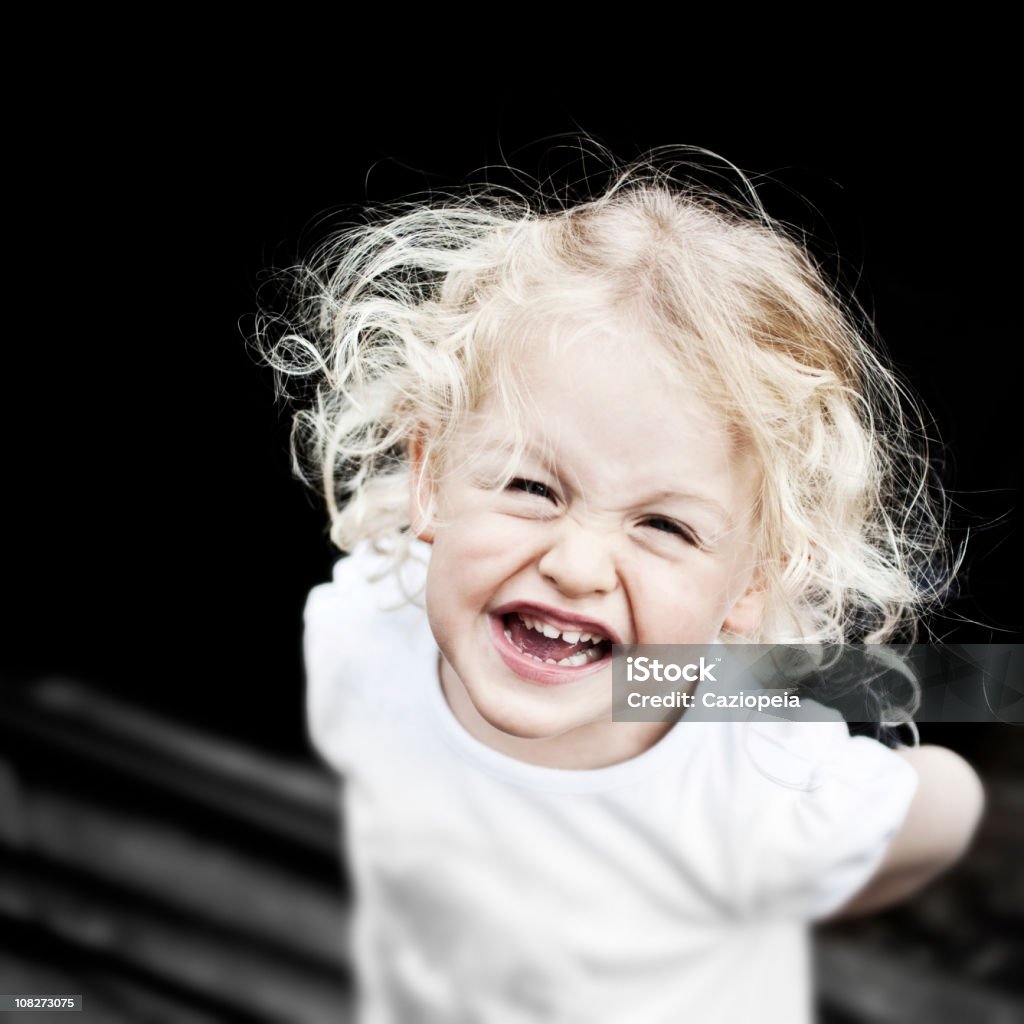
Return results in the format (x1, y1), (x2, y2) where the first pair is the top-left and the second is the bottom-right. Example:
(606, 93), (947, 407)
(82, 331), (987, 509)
(721, 569), (768, 636)
(407, 433), (436, 544)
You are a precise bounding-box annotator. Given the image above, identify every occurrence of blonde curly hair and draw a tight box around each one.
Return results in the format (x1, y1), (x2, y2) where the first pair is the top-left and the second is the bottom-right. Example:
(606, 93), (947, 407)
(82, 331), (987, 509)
(259, 150), (952, 646)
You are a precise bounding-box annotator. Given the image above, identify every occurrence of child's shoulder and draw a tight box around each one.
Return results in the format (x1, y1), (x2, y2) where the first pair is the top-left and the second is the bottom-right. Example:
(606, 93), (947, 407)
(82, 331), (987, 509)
(722, 712), (919, 920)
(307, 537), (426, 604)
(739, 709), (914, 790)
(304, 538), (429, 642)
(302, 538), (432, 769)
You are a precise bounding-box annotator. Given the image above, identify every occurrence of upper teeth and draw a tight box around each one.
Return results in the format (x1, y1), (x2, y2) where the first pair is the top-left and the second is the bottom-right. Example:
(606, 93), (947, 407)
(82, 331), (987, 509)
(516, 612), (605, 645)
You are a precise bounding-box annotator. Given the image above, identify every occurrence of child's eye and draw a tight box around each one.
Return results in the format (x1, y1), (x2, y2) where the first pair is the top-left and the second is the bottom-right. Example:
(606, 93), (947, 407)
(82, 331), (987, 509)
(508, 478), (557, 502)
(642, 517), (700, 546)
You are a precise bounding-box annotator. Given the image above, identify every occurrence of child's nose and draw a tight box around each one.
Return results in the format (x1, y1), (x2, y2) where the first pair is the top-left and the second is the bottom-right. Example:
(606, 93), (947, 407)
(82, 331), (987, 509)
(537, 520), (618, 597)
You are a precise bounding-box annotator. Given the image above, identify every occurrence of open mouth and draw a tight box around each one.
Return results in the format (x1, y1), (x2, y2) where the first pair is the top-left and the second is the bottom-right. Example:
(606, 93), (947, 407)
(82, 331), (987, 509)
(500, 611), (613, 668)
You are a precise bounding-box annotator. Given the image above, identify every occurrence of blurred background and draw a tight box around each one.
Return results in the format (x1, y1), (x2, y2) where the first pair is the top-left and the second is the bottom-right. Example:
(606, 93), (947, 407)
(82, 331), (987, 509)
(3, 56), (1022, 1022)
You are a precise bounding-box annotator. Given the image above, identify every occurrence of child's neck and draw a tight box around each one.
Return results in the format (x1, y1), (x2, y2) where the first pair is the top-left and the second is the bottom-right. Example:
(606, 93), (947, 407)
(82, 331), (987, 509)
(438, 656), (676, 771)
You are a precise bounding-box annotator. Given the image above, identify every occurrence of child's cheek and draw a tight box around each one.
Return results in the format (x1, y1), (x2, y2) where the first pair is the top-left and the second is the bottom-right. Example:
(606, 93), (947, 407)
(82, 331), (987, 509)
(442, 500), (543, 544)
(440, 522), (549, 613)
(630, 565), (728, 645)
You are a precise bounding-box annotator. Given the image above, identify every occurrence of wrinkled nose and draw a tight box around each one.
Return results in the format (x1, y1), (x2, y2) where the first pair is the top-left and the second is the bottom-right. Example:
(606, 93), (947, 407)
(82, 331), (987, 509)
(537, 521), (618, 598)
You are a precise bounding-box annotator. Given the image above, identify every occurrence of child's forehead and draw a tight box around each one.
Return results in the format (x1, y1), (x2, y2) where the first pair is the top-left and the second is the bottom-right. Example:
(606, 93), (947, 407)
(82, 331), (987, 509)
(481, 309), (698, 391)
(496, 314), (732, 408)
(457, 329), (753, 466)
(500, 309), (665, 356)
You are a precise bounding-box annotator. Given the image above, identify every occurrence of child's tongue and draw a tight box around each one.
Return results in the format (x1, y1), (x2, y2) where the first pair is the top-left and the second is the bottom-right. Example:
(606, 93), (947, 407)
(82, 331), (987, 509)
(507, 615), (589, 660)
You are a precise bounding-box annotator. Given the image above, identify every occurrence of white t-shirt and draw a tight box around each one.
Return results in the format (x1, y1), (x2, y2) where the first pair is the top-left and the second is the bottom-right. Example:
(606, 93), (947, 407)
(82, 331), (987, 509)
(304, 540), (919, 1024)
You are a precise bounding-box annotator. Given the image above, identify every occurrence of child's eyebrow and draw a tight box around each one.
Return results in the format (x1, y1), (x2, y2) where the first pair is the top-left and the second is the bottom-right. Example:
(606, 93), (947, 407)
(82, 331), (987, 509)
(637, 490), (736, 530)
(473, 437), (555, 467)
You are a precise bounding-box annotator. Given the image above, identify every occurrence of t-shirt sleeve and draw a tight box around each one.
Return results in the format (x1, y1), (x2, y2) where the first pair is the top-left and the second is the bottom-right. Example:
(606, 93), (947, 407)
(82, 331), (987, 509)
(303, 569), (349, 774)
(734, 718), (919, 922)
(303, 539), (431, 774)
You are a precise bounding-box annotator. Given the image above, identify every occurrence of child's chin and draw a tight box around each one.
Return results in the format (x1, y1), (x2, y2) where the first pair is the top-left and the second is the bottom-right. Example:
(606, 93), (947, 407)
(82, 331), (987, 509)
(487, 716), (569, 741)
(474, 696), (595, 742)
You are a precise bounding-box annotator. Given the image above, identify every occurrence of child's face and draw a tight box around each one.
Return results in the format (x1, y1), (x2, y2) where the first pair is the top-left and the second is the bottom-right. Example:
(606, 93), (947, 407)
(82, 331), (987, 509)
(412, 329), (766, 745)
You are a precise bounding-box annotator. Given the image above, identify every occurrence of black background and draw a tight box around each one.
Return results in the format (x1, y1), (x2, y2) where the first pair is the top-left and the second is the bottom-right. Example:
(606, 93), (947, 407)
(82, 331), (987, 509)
(8, 76), (1021, 759)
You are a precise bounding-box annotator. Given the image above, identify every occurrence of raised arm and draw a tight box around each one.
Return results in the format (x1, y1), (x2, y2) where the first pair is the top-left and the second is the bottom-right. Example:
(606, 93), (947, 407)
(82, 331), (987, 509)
(823, 744), (985, 920)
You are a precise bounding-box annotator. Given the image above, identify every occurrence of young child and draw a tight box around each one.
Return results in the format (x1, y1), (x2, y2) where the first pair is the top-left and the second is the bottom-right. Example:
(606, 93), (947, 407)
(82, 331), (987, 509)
(269, 154), (985, 1023)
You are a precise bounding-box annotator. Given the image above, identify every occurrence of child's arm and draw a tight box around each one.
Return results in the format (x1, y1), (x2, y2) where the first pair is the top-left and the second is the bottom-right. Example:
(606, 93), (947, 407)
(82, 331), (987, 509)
(823, 744), (985, 920)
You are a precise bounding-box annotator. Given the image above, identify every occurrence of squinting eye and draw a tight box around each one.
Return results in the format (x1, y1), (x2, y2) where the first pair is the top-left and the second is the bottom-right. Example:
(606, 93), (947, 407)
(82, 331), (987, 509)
(643, 517), (699, 545)
(508, 478), (556, 502)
